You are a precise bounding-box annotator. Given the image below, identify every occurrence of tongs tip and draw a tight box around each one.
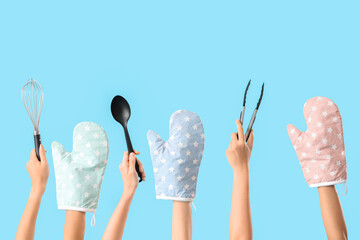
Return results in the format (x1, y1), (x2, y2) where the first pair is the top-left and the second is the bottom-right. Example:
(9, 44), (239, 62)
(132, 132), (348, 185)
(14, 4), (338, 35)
(243, 79), (251, 106)
(256, 83), (265, 110)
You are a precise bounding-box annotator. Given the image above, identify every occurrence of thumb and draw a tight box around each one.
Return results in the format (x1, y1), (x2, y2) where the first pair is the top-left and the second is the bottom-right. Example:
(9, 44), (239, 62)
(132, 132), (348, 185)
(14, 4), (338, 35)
(147, 130), (165, 151)
(287, 124), (302, 146)
(247, 130), (254, 152)
(39, 144), (48, 165)
(129, 152), (136, 173)
(51, 141), (68, 165)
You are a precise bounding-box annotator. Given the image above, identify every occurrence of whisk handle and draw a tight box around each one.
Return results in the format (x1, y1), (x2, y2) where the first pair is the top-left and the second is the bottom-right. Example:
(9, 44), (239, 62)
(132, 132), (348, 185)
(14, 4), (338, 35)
(34, 133), (42, 161)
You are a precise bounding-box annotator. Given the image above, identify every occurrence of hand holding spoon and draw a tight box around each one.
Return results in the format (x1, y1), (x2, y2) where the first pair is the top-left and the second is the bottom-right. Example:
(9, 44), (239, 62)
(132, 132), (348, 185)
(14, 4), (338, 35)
(111, 95), (142, 182)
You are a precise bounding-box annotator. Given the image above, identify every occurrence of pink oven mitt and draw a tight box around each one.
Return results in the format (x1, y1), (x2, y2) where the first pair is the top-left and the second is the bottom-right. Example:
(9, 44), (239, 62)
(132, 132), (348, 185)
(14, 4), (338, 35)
(287, 97), (347, 188)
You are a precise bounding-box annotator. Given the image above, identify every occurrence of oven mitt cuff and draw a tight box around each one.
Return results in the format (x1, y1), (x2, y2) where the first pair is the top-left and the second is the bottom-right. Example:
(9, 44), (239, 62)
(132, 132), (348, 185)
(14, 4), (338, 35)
(287, 97), (347, 188)
(147, 110), (205, 202)
(52, 122), (109, 212)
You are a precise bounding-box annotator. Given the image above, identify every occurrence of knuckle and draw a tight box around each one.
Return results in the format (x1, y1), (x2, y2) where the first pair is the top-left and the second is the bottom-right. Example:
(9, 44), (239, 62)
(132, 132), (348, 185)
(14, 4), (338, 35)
(237, 142), (245, 147)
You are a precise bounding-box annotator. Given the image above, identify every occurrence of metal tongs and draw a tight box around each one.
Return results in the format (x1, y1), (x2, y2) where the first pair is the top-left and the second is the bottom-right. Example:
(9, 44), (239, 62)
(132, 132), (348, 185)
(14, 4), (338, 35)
(239, 80), (264, 142)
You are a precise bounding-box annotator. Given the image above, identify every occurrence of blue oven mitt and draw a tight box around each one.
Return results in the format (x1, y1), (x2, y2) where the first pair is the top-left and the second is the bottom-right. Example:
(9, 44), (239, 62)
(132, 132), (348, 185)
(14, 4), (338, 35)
(147, 110), (205, 202)
(51, 122), (109, 224)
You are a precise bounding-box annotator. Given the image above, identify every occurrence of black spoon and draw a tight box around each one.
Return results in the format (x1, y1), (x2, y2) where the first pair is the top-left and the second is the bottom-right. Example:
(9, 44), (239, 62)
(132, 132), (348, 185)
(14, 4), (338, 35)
(111, 95), (142, 182)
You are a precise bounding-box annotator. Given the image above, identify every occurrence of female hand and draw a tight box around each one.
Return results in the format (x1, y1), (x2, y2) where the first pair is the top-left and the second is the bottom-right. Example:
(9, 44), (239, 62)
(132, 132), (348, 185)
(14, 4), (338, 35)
(119, 151), (146, 197)
(26, 144), (49, 196)
(226, 119), (254, 173)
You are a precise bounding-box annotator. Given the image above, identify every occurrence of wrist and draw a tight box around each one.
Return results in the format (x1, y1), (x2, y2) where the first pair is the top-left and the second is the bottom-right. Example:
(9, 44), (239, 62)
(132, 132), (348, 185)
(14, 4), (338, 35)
(233, 164), (249, 176)
(122, 189), (136, 200)
(318, 185), (335, 192)
(29, 187), (44, 201)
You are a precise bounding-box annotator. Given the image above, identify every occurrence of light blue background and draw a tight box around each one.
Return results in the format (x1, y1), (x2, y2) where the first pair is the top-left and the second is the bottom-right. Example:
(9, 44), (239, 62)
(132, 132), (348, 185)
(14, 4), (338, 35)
(1, 1), (359, 239)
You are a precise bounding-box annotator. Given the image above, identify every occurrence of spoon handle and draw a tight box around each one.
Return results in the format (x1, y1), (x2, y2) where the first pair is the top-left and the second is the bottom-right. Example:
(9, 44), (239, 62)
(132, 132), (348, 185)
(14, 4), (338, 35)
(124, 127), (142, 182)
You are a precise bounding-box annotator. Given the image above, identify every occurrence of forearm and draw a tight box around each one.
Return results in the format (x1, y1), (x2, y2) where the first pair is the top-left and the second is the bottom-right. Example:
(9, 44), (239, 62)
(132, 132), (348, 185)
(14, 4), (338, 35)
(63, 210), (85, 240)
(102, 192), (134, 240)
(15, 189), (42, 240)
(230, 168), (252, 240)
(172, 201), (192, 240)
(318, 186), (347, 240)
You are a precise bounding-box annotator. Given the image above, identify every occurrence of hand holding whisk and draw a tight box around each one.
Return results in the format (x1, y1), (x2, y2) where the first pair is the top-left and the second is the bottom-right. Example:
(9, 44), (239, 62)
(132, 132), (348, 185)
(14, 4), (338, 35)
(21, 78), (44, 161)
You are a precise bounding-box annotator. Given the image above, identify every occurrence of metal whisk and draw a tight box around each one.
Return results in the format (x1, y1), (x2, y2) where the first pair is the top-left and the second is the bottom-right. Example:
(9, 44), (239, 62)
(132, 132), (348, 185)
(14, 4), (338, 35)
(21, 78), (44, 161)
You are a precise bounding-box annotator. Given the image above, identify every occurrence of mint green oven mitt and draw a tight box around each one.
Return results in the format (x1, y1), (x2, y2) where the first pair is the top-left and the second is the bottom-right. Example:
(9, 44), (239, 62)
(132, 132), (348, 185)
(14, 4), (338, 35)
(52, 122), (109, 220)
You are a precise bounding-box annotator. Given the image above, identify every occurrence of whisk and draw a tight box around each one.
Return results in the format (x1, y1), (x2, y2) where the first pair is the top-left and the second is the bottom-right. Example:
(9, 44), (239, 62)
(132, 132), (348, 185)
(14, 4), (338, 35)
(21, 79), (44, 161)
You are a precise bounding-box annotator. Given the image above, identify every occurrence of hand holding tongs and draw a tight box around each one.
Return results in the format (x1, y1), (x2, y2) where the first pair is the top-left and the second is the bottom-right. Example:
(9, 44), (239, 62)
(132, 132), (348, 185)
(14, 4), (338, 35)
(239, 80), (264, 142)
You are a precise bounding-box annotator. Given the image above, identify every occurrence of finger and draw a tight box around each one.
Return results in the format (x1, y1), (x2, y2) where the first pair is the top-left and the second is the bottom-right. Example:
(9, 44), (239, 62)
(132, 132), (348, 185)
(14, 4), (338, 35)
(129, 152), (136, 173)
(122, 151), (129, 160)
(231, 132), (237, 142)
(30, 149), (38, 163)
(247, 130), (254, 151)
(122, 151), (129, 167)
(26, 159), (31, 168)
(134, 150), (140, 155)
(137, 159), (146, 180)
(236, 119), (245, 143)
(40, 145), (48, 165)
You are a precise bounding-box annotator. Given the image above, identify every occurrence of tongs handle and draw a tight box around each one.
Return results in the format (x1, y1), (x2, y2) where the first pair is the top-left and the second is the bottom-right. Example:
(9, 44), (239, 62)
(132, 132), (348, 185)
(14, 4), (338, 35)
(240, 106), (245, 125)
(245, 110), (257, 142)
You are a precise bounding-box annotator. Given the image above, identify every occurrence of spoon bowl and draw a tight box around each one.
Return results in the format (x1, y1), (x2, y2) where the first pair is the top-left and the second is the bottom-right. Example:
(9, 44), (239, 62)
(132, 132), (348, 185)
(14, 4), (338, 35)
(111, 95), (131, 127)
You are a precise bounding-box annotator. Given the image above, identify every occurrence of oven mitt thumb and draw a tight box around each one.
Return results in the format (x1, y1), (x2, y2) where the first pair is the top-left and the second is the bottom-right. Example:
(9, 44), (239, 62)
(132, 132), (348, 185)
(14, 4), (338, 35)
(147, 110), (205, 202)
(52, 122), (109, 223)
(287, 97), (347, 188)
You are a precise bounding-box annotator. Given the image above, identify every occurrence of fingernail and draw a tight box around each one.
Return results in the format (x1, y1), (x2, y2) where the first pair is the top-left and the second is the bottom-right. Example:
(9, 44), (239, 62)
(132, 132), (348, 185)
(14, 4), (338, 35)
(130, 152), (134, 157)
